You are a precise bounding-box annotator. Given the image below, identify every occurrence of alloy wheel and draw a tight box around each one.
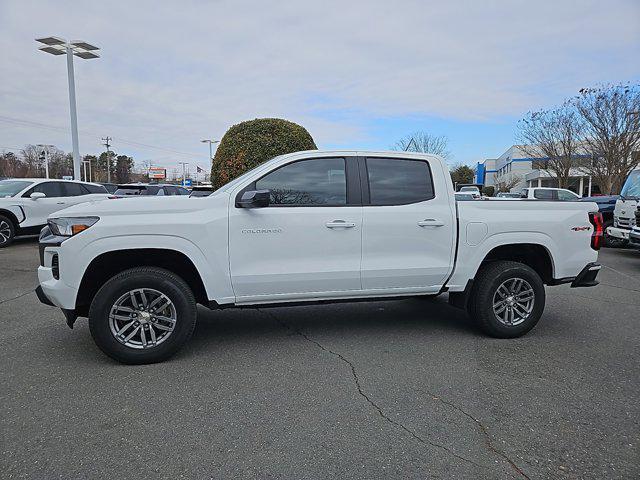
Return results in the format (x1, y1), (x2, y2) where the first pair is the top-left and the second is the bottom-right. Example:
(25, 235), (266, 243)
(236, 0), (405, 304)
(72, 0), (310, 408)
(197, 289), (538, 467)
(0, 220), (11, 243)
(492, 278), (535, 326)
(108, 288), (177, 349)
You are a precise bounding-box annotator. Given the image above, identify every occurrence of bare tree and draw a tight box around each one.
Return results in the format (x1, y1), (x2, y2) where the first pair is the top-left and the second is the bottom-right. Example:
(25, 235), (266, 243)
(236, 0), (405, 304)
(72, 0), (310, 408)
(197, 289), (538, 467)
(517, 102), (585, 189)
(574, 84), (640, 194)
(393, 132), (451, 160)
(493, 174), (523, 193)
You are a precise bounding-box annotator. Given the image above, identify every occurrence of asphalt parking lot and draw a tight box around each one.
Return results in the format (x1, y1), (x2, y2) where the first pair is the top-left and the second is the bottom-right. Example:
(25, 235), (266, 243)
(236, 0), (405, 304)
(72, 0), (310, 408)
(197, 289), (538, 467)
(1, 239), (639, 479)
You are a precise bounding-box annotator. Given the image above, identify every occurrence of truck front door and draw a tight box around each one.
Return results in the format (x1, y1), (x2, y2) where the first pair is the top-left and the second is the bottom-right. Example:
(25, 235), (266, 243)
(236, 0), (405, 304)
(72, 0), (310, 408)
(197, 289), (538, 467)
(228, 156), (362, 302)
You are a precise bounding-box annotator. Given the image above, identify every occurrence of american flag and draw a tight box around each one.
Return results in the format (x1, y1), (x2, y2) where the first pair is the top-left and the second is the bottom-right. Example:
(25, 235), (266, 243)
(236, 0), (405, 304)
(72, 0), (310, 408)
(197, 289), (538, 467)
(196, 165), (203, 173)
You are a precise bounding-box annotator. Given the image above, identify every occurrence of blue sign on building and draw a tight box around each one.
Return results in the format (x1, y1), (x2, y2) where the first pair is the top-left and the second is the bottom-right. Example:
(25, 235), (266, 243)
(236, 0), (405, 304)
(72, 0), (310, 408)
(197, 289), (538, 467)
(183, 179), (192, 187)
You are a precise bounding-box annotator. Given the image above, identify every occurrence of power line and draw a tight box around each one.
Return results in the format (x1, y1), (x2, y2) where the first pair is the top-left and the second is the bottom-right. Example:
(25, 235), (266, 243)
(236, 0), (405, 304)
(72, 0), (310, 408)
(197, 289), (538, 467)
(0, 114), (204, 159)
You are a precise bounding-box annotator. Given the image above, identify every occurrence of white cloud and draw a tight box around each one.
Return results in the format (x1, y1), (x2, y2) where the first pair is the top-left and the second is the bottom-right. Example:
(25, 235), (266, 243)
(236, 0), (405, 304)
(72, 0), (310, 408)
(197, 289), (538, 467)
(0, 0), (638, 168)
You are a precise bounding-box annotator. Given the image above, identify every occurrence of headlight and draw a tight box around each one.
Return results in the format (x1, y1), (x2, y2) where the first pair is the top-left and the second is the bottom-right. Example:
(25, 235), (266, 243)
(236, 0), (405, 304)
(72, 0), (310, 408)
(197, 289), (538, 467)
(48, 217), (99, 237)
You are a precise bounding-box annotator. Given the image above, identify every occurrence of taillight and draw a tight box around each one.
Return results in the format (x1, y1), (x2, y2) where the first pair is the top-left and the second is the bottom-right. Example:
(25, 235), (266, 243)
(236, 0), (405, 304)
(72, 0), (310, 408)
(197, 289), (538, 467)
(588, 211), (603, 250)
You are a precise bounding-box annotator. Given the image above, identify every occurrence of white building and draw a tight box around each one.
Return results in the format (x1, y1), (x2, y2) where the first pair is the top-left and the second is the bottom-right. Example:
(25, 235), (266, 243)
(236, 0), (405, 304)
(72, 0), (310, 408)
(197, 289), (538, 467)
(475, 145), (601, 196)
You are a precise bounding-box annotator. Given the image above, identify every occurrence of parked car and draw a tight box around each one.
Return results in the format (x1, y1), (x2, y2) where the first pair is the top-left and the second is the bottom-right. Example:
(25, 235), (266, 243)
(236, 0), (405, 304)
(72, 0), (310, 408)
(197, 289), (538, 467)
(520, 187), (580, 201)
(100, 183), (118, 194)
(113, 183), (190, 197)
(36, 150), (602, 364)
(454, 192), (476, 201)
(579, 195), (622, 247)
(190, 186), (215, 197)
(606, 168), (640, 245)
(0, 178), (109, 247)
(496, 192), (521, 199)
(458, 185), (481, 199)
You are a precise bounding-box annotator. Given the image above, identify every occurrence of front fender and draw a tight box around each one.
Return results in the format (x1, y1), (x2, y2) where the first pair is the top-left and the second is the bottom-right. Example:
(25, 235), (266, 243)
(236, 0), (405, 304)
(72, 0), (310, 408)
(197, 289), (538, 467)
(58, 233), (234, 305)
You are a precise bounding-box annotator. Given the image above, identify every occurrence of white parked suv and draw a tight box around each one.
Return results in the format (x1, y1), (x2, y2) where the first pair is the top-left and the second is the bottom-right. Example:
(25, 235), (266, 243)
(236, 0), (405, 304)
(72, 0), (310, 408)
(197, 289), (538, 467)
(0, 178), (110, 247)
(520, 187), (580, 201)
(36, 151), (603, 364)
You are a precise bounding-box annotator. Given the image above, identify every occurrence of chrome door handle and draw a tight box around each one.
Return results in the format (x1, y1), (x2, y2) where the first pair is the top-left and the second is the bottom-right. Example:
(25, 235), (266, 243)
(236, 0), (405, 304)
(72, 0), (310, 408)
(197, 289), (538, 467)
(418, 219), (444, 227)
(326, 220), (356, 229)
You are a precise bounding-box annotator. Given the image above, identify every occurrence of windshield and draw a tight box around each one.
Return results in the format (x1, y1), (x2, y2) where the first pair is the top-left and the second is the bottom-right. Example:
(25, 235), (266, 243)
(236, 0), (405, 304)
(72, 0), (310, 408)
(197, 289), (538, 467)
(114, 187), (148, 196)
(190, 189), (212, 197)
(620, 170), (640, 199)
(0, 180), (33, 198)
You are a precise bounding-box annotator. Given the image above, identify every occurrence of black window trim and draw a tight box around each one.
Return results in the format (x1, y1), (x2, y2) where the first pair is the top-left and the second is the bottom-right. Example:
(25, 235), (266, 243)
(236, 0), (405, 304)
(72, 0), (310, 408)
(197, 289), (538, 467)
(359, 156), (436, 206)
(234, 156), (361, 208)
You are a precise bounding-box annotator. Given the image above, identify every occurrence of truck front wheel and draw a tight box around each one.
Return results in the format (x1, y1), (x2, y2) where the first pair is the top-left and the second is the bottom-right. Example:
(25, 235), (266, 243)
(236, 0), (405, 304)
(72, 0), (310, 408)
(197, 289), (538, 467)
(467, 260), (545, 338)
(88, 267), (197, 364)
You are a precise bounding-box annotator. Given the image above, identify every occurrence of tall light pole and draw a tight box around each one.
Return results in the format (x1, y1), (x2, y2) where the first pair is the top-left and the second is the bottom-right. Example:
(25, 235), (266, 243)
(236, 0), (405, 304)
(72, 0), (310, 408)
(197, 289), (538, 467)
(36, 37), (100, 181)
(201, 139), (219, 184)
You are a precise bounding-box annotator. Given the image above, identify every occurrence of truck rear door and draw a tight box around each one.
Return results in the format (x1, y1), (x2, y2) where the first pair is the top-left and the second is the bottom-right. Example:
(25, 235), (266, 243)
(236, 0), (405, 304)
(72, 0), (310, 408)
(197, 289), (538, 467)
(359, 156), (456, 292)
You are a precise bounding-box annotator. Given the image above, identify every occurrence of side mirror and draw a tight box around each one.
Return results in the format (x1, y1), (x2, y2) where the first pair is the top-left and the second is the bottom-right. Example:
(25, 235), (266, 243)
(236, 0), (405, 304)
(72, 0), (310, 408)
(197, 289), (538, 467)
(30, 192), (46, 200)
(237, 189), (270, 208)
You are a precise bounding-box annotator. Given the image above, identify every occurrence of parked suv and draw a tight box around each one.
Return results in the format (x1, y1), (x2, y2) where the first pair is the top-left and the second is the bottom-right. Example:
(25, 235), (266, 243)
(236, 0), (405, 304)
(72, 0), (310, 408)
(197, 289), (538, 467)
(520, 187), (580, 201)
(0, 178), (109, 247)
(36, 151), (602, 364)
(113, 183), (190, 196)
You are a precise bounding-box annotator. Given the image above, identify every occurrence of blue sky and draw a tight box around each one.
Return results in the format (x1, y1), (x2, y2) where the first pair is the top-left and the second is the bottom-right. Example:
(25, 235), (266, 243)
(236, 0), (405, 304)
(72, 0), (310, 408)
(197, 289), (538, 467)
(1, 0), (639, 175)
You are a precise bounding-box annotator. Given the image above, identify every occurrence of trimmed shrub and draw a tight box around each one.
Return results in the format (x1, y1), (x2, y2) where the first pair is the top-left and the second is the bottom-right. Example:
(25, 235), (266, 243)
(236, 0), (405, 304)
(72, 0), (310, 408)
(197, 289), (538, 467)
(481, 186), (495, 197)
(211, 118), (317, 188)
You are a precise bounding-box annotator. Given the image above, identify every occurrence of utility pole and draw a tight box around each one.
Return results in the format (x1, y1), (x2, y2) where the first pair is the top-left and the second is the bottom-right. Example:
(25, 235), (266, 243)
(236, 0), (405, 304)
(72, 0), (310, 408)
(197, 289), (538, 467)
(102, 136), (112, 183)
(178, 162), (189, 186)
(36, 144), (53, 179)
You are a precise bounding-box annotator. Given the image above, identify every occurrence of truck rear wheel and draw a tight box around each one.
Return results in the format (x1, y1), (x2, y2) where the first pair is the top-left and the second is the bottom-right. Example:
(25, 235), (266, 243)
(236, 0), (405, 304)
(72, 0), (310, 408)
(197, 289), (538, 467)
(88, 267), (197, 364)
(0, 215), (16, 248)
(467, 260), (545, 338)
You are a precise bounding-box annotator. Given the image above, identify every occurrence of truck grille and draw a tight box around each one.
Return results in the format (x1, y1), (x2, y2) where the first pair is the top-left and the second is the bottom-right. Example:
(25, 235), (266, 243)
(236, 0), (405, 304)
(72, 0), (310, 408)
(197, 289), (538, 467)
(618, 217), (635, 228)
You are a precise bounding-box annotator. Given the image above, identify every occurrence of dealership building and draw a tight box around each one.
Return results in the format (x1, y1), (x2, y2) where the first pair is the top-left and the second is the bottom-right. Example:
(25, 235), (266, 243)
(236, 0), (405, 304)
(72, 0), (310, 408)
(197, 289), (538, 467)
(475, 145), (601, 196)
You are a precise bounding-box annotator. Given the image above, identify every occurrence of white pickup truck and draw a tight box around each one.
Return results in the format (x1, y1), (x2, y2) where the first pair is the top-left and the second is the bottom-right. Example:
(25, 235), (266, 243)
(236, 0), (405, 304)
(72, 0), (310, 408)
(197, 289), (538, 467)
(36, 151), (603, 364)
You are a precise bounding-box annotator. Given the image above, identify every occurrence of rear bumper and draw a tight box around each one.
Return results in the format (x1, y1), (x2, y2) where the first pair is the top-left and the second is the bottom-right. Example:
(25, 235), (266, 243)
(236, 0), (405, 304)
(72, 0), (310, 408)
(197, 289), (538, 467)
(570, 263), (601, 288)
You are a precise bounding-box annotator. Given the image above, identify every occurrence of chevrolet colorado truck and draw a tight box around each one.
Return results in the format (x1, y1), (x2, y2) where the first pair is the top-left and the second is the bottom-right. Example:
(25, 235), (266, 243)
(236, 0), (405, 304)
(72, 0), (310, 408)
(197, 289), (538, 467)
(36, 151), (603, 364)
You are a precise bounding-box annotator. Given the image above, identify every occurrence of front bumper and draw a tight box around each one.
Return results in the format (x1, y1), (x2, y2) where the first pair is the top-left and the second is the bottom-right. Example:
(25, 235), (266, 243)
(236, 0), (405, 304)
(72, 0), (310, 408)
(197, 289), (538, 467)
(606, 226), (630, 240)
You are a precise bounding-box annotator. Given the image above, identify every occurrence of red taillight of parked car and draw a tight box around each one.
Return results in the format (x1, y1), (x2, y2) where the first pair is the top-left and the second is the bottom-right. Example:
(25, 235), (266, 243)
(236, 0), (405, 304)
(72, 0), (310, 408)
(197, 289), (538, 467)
(588, 211), (603, 250)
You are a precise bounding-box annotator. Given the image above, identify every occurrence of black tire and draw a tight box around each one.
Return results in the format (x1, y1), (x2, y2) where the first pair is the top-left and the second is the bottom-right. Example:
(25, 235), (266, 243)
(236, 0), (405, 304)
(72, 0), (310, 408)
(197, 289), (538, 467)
(88, 267), (197, 364)
(0, 215), (16, 248)
(467, 260), (545, 338)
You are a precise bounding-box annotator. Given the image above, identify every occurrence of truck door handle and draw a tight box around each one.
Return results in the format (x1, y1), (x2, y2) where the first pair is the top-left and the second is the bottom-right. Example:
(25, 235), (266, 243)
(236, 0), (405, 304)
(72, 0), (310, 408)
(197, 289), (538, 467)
(56, 202), (66, 205)
(326, 220), (356, 229)
(418, 219), (444, 227)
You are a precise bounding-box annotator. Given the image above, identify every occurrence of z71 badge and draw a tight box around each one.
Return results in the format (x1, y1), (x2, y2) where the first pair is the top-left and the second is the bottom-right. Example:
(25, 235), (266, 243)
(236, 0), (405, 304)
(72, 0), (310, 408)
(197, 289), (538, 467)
(571, 226), (591, 231)
(241, 228), (283, 234)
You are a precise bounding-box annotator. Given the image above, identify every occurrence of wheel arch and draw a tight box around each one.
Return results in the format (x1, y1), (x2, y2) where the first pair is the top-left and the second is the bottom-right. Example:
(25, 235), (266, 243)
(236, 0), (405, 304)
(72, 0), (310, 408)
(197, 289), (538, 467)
(75, 248), (209, 315)
(0, 208), (20, 228)
(479, 243), (554, 284)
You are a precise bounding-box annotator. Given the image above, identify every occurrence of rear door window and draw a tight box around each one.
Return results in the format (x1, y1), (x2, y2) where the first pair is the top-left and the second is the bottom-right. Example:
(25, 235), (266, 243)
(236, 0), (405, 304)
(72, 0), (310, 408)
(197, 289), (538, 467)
(62, 182), (85, 197)
(533, 189), (555, 200)
(365, 158), (434, 205)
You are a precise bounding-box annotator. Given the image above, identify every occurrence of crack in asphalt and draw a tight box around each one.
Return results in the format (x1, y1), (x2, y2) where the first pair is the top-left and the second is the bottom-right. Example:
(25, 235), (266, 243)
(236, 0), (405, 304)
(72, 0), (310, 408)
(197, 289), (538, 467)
(602, 265), (640, 283)
(598, 282), (640, 293)
(0, 289), (35, 306)
(259, 308), (490, 472)
(414, 388), (531, 480)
